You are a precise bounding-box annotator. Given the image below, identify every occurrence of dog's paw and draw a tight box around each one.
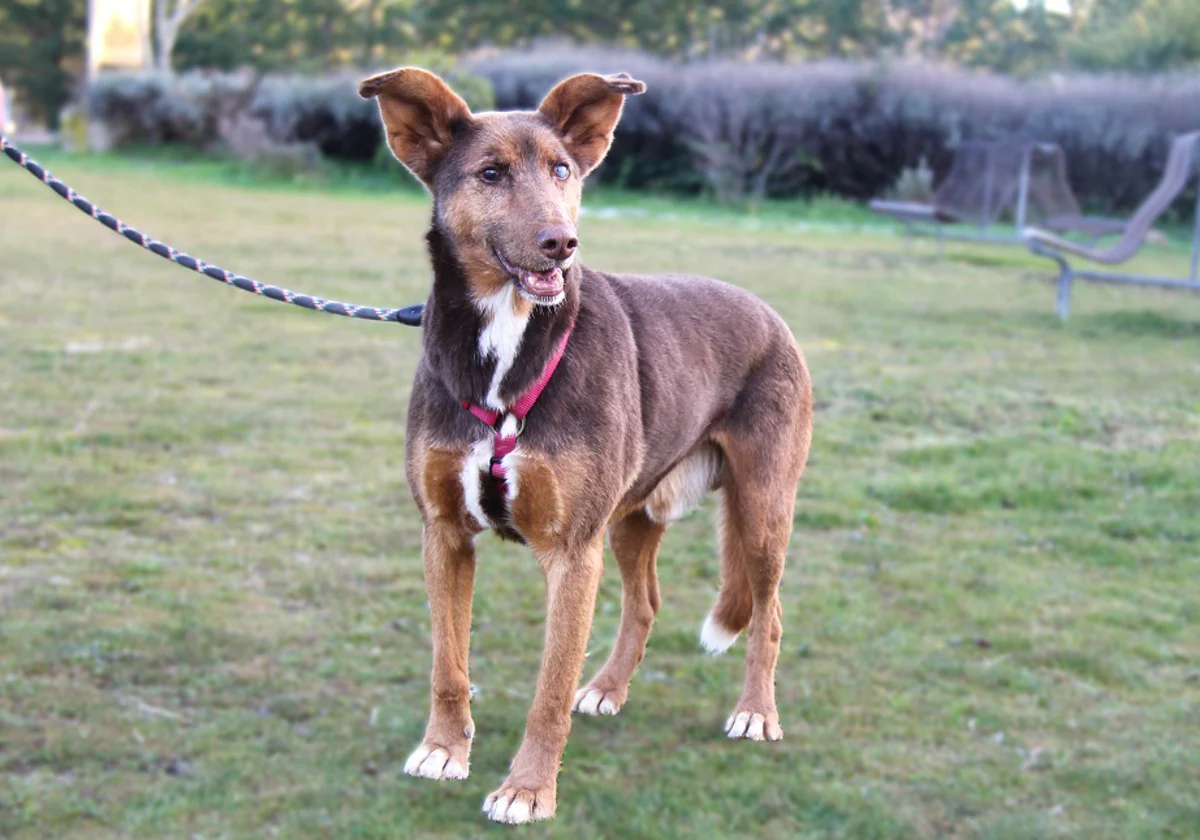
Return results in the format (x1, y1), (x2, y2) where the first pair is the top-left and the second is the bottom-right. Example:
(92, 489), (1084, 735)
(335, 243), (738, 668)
(483, 783), (556, 824)
(403, 742), (469, 780)
(571, 683), (626, 716)
(724, 710), (783, 741)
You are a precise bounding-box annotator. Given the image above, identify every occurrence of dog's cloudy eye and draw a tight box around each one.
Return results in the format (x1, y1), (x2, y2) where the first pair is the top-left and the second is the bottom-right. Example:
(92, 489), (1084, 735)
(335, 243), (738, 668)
(553, 163), (570, 180)
(480, 167), (501, 183)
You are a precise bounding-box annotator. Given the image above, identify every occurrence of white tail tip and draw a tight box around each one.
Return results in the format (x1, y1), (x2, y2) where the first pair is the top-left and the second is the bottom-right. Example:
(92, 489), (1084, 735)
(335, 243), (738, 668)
(700, 613), (740, 655)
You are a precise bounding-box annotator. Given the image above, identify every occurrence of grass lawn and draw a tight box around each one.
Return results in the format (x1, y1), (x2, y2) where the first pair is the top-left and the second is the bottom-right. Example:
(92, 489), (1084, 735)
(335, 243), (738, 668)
(1, 151), (1198, 840)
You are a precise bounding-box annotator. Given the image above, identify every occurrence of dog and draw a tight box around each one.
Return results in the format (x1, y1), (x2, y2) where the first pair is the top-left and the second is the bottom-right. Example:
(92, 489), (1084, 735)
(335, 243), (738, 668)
(359, 67), (813, 825)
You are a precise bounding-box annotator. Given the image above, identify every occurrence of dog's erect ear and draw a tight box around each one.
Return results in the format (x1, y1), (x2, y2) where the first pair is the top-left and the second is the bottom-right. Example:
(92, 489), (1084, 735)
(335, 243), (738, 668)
(538, 73), (646, 177)
(359, 67), (473, 188)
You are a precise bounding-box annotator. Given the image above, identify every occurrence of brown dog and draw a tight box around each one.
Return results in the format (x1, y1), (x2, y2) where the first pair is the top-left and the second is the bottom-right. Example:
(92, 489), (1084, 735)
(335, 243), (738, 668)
(359, 67), (812, 825)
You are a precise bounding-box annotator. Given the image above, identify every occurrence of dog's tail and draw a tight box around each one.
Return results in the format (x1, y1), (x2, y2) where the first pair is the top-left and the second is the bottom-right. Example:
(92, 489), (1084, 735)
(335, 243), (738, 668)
(700, 594), (751, 655)
(699, 492), (754, 655)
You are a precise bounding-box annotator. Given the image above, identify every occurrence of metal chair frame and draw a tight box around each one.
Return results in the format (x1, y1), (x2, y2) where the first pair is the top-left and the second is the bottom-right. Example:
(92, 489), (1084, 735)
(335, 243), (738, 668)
(1023, 132), (1200, 320)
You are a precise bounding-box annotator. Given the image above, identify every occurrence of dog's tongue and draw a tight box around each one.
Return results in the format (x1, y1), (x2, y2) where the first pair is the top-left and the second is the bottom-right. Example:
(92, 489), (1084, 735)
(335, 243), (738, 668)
(519, 267), (564, 298)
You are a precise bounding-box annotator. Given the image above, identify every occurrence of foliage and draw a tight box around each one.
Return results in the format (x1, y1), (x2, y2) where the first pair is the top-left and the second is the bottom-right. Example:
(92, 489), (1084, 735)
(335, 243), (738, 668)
(938, 0), (1072, 75)
(172, 0), (375, 72)
(2, 152), (1200, 839)
(81, 45), (1200, 213)
(86, 70), (254, 147)
(474, 48), (1200, 212)
(0, 0), (86, 129)
(1069, 0), (1200, 73)
(5, 0), (1200, 136)
(86, 62), (492, 164)
(887, 157), (935, 203)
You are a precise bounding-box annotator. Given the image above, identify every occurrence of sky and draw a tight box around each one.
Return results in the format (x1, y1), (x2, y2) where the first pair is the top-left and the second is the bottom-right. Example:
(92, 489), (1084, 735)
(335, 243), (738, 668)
(1012, 0), (1072, 14)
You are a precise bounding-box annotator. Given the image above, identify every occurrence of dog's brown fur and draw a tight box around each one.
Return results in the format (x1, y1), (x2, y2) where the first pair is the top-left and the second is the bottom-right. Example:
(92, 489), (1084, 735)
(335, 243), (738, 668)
(360, 67), (813, 825)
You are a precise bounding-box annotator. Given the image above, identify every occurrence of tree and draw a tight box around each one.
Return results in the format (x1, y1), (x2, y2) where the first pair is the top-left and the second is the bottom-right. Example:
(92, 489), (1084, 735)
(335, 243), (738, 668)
(1068, 0), (1200, 72)
(171, 0), (365, 73)
(938, 0), (1070, 74)
(0, 0), (87, 128)
(154, 0), (205, 73)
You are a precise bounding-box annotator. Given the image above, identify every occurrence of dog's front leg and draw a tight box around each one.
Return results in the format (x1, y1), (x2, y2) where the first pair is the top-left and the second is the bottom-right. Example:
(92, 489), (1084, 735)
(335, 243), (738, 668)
(483, 534), (604, 824)
(404, 521), (476, 780)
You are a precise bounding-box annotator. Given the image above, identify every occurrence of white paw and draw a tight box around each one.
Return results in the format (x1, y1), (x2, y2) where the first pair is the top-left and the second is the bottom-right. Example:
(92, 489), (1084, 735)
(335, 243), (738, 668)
(572, 687), (621, 716)
(403, 743), (468, 780)
(725, 711), (783, 741)
(483, 788), (553, 824)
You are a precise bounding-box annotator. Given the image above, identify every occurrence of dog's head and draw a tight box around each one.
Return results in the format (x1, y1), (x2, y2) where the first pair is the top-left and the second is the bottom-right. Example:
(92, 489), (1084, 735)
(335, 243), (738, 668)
(360, 68), (645, 307)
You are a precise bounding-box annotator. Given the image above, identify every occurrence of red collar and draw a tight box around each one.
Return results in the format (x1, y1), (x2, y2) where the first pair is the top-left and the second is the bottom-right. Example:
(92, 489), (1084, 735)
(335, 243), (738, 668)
(461, 326), (572, 487)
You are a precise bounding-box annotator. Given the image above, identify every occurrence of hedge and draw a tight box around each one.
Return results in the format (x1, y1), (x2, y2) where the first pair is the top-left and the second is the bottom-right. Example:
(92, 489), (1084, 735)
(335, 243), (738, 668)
(472, 47), (1200, 212)
(86, 49), (1200, 213)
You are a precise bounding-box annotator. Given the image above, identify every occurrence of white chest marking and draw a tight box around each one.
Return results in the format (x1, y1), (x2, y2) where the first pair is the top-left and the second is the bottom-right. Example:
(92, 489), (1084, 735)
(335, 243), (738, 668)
(460, 438), (494, 529)
(477, 284), (531, 412)
(464, 286), (531, 529)
(460, 403), (526, 531)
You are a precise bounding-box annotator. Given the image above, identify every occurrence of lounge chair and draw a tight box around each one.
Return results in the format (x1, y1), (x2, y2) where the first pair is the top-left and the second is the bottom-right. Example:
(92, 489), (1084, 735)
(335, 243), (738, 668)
(871, 141), (1121, 249)
(870, 141), (1026, 247)
(1023, 131), (1200, 320)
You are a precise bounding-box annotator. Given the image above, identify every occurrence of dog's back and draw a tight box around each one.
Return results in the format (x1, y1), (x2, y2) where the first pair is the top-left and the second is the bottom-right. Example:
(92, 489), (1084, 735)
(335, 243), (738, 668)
(586, 268), (809, 502)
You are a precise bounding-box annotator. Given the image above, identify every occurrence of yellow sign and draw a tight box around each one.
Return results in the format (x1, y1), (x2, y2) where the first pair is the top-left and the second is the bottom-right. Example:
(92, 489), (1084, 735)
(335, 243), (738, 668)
(88, 0), (152, 76)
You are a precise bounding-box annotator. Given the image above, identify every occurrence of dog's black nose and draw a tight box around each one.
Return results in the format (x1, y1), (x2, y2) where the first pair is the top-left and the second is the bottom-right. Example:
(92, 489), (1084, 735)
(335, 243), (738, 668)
(537, 225), (578, 261)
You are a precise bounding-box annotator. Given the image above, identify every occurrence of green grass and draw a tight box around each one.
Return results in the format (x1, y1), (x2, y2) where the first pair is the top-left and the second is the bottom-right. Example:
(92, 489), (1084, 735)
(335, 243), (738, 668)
(1, 152), (1198, 840)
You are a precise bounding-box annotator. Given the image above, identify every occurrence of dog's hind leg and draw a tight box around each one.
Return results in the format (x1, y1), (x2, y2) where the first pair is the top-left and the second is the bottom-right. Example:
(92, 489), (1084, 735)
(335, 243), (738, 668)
(715, 478), (791, 741)
(699, 491), (754, 655)
(573, 510), (665, 716)
(710, 344), (812, 742)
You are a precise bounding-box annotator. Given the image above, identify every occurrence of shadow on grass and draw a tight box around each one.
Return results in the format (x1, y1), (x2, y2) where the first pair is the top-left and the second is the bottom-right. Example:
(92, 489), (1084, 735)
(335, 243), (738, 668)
(972, 305), (1200, 337)
(946, 249), (1039, 269)
(1073, 309), (1200, 339)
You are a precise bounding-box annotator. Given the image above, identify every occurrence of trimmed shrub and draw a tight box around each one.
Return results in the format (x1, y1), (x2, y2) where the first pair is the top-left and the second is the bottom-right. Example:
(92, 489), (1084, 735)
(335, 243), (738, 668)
(87, 70), (259, 148)
(87, 51), (1200, 214)
(470, 48), (1200, 213)
(247, 73), (380, 162)
(86, 63), (493, 165)
(250, 64), (493, 163)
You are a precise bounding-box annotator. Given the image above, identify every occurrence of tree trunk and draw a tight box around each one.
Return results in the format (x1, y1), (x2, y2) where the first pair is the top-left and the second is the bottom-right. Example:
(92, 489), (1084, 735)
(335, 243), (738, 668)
(155, 0), (201, 74)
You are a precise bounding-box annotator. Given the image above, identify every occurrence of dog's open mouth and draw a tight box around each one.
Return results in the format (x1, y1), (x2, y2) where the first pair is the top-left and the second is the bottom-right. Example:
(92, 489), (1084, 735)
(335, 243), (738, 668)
(494, 249), (566, 305)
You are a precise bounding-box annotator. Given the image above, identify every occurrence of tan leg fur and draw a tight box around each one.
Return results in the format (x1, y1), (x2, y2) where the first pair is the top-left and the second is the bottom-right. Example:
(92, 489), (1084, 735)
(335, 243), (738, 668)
(573, 511), (665, 716)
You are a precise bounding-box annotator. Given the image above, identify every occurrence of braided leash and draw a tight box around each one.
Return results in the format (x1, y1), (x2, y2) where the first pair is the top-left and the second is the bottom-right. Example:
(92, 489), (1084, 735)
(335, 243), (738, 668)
(1, 136), (424, 326)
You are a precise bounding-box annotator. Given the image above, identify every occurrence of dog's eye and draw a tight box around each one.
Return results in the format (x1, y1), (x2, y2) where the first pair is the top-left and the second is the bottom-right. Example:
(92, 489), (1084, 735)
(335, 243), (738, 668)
(553, 163), (570, 180)
(480, 166), (501, 183)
